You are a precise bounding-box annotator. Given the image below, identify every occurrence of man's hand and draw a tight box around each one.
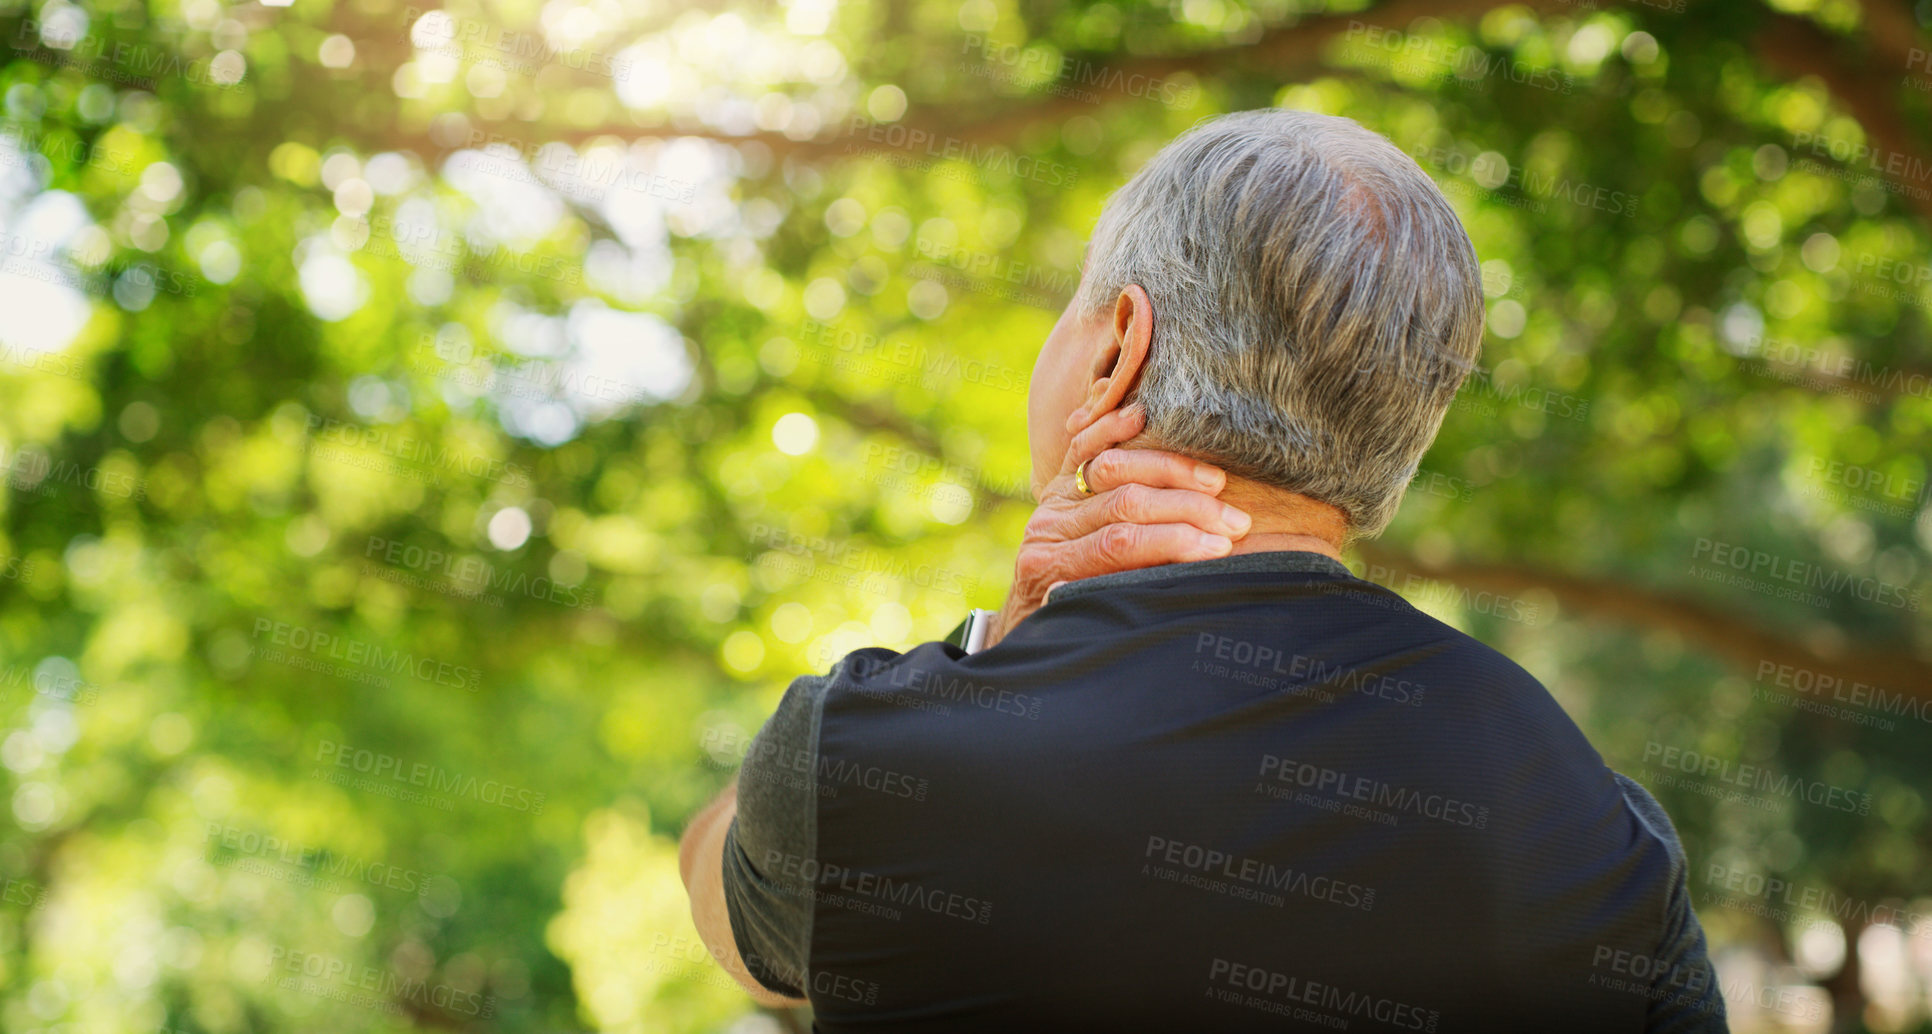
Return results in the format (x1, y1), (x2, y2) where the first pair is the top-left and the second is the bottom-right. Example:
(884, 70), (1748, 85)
(985, 403), (1250, 648)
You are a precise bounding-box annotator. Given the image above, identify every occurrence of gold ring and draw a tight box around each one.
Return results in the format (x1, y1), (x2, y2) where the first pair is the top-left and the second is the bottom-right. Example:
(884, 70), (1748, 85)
(1074, 459), (1095, 495)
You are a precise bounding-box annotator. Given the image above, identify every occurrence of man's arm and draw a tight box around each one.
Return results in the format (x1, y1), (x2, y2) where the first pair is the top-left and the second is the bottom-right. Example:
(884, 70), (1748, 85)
(678, 783), (809, 1010)
(1614, 773), (1728, 1033)
(680, 661), (835, 1009)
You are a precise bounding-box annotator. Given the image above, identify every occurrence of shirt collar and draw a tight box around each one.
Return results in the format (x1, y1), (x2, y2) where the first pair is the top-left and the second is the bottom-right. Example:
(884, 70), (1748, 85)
(1045, 549), (1356, 603)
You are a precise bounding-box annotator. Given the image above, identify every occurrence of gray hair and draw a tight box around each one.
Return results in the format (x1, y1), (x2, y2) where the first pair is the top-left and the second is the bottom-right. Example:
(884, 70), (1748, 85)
(1073, 108), (1484, 539)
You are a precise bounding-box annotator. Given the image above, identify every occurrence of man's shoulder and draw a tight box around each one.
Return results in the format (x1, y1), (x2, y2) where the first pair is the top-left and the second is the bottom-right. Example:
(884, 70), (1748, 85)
(739, 647), (914, 765)
(1609, 769), (1690, 875)
(815, 641), (983, 693)
(755, 644), (942, 711)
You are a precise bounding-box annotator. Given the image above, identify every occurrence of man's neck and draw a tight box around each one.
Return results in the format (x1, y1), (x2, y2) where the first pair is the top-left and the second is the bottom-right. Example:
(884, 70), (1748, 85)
(1217, 476), (1348, 561)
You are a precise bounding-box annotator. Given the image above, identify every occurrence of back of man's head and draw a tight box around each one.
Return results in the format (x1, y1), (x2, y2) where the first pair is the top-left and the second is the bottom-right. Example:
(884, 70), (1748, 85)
(1074, 108), (1485, 539)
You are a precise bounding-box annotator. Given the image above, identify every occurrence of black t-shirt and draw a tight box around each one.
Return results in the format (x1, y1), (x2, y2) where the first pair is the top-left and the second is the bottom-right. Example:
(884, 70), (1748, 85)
(721, 551), (1727, 1032)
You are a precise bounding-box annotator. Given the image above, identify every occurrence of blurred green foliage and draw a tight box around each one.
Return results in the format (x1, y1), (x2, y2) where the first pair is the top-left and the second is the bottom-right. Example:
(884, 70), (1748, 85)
(0, 0), (1929, 1030)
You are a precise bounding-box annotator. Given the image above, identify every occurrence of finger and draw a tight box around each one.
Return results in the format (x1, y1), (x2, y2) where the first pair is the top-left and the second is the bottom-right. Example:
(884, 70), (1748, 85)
(1058, 404), (1147, 477)
(1082, 447), (1228, 497)
(1059, 483), (1252, 541)
(1071, 522), (1235, 577)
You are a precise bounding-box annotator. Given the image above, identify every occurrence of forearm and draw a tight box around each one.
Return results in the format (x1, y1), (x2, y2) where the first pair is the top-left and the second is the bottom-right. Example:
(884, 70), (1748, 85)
(678, 782), (807, 1010)
(678, 782), (738, 889)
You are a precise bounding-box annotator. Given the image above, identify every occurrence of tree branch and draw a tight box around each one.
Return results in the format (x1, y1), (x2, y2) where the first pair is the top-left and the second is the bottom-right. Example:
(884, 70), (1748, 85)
(229, 0), (1928, 244)
(1353, 541), (1932, 703)
(1755, 10), (1932, 227)
(360, 0), (1573, 163)
(342, 1), (1932, 250)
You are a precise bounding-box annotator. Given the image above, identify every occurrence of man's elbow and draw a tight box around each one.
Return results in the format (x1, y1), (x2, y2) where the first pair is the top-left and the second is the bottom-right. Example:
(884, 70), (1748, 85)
(736, 966), (810, 1011)
(676, 814), (706, 888)
(678, 786), (736, 887)
(679, 791), (808, 1011)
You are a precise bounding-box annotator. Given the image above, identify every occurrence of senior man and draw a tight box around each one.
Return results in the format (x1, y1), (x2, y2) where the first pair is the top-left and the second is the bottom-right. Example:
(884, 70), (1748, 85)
(680, 109), (1726, 1032)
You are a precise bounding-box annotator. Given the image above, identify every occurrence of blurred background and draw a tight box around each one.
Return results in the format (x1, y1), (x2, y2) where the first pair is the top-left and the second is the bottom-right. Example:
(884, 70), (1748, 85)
(0, 0), (1929, 1030)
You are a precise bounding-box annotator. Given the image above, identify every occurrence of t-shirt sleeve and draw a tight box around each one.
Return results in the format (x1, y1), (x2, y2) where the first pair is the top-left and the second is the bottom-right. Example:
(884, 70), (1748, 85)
(1614, 772), (1729, 1033)
(719, 667), (834, 999)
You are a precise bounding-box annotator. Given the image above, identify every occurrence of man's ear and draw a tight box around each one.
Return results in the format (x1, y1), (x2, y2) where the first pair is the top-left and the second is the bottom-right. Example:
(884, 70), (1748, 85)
(1079, 283), (1154, 420)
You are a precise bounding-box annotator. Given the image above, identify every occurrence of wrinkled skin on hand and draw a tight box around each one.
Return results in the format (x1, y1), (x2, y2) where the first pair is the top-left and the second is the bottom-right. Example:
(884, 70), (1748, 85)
(985, 403), (1252, 649)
